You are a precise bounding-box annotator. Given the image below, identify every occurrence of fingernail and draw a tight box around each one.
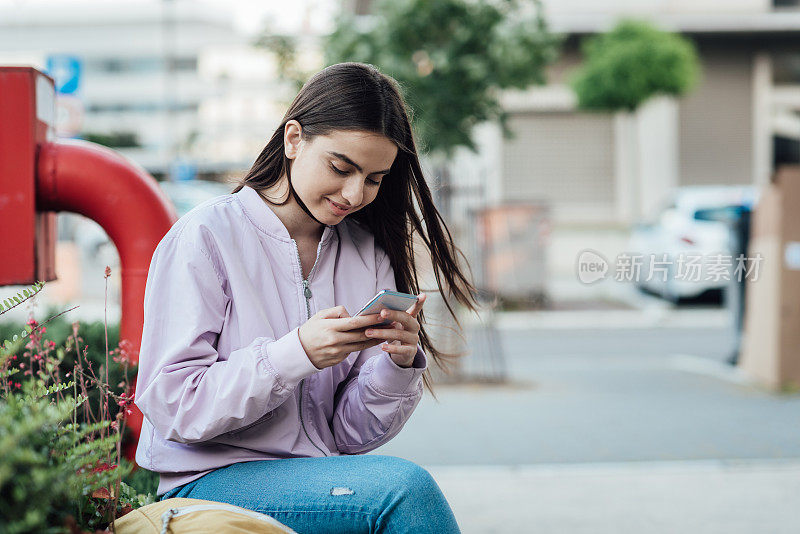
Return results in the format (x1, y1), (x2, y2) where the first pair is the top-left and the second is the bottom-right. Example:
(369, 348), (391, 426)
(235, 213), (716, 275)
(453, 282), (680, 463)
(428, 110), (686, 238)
(381, 310), (388, 317)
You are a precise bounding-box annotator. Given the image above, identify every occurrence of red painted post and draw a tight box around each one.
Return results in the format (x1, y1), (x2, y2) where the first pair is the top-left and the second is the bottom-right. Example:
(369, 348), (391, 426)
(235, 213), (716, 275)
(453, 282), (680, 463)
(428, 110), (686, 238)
(0, 67), (57, 286)
(1, 66), (178, 462)
(37, 139), (178, 460)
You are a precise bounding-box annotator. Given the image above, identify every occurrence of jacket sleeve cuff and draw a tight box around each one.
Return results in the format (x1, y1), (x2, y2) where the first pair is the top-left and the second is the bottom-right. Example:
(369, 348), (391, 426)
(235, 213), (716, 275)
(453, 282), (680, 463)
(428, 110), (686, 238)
(368, 344), (427, 396)
(260, 326), (320, 388)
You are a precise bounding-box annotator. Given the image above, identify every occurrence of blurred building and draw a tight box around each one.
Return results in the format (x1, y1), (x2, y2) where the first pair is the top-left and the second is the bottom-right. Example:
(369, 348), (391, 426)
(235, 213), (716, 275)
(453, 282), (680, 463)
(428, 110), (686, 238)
(0, 0), (301, 176)
(345, 0), (800, 226)
(0, 0), (330, 320)
(517, 0), (800, 225)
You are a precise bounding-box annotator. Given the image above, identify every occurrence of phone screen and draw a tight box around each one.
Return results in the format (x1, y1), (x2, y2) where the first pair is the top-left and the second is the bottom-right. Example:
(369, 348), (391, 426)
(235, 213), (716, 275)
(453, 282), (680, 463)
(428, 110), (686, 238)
(356, 290), (418, 326)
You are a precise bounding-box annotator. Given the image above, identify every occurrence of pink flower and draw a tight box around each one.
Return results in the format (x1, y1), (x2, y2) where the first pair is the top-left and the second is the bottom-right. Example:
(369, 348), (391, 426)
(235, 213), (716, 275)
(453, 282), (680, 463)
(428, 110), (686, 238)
(14, 382), (21, 389)
(49, 341), (56, 349)
(91, 462), (118, 474)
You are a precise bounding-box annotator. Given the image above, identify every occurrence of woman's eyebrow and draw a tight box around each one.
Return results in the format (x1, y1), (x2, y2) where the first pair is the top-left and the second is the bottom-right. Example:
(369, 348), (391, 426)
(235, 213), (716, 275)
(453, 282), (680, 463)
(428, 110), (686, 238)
(327, 151), (391, 174)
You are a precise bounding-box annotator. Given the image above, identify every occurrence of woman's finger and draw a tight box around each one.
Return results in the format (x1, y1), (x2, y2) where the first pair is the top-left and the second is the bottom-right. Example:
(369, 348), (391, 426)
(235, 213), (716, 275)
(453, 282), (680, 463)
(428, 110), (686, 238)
(364, 326), (416, 346)
(377, 309), (419, 334)
(380, 341), (416, 358)
(333, 313), (383, 333)
(406, 292), (426, 317)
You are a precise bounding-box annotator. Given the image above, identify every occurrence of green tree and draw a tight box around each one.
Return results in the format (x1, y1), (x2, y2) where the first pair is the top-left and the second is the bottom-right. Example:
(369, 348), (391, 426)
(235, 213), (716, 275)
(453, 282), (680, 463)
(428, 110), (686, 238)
(325, 0), (562, 158)
(570, 19), (700, 112)
(81, 131), (141, 148)
(255, 0), (562, 158)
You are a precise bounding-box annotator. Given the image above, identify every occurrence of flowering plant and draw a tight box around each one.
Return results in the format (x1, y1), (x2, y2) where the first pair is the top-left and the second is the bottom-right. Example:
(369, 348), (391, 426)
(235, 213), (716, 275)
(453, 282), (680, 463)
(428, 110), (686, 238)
(0, 269), (154, 533)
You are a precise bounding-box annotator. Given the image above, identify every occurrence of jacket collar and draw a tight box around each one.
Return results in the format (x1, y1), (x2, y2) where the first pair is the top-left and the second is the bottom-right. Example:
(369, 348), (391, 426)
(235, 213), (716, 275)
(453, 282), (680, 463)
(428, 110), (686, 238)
(236, 184), (335, 243)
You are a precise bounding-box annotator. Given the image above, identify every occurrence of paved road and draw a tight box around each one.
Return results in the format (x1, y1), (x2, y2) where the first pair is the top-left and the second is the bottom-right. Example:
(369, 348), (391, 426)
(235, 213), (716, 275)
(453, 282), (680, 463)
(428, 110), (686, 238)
(374, 324), (800, 464)
(370, 319), (800, 532)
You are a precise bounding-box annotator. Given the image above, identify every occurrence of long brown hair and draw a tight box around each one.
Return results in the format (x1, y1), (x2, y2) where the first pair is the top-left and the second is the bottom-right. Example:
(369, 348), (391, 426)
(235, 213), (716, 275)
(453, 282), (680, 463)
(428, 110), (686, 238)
(232, 62), (480, 397)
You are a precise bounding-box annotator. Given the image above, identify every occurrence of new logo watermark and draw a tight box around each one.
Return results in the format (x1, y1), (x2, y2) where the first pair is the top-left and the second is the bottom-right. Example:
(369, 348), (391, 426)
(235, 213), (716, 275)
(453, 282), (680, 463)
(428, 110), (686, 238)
(576, 249), (763, 285)
(576, 249), (610, 284)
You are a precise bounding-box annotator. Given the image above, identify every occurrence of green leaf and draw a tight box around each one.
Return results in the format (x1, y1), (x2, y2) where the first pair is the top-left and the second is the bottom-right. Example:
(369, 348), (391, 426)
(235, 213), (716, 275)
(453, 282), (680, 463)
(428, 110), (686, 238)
(570, 19), (699, 111)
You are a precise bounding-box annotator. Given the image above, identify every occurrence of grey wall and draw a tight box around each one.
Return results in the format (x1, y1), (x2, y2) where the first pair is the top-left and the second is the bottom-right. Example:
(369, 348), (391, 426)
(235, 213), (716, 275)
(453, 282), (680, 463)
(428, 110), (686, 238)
(502, 111), (616, 206)
(678, 41), (755, 185)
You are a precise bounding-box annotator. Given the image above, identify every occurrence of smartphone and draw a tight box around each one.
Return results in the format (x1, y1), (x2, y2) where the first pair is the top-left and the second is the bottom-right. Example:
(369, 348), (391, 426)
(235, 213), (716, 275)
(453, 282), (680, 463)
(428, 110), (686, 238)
(355, 289), (419, 327)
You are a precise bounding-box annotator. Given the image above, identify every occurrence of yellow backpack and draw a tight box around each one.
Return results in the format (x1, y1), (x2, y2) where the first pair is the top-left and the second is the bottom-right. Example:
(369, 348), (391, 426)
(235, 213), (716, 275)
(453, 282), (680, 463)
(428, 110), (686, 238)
(112, 497), (296, 533)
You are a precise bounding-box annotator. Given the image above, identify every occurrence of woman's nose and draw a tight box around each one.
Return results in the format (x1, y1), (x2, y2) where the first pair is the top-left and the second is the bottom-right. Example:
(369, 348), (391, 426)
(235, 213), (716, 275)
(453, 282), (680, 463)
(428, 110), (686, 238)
(342, 178), (364, 206)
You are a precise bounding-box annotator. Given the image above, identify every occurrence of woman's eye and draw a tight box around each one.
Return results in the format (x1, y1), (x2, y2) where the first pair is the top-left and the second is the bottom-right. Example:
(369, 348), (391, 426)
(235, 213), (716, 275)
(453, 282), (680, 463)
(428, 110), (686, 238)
(330, 163), (381, 185)
(330, 163), (348, 175)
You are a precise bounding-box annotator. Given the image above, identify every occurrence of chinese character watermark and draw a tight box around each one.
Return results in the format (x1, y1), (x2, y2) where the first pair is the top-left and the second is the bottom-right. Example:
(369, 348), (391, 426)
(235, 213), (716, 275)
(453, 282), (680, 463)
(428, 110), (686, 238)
(576, 249), (763, 284)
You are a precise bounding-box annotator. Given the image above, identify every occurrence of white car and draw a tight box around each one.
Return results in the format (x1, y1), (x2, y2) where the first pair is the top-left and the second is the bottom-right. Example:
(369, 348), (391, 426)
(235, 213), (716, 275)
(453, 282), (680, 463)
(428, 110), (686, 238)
(627, 185), (759, 302)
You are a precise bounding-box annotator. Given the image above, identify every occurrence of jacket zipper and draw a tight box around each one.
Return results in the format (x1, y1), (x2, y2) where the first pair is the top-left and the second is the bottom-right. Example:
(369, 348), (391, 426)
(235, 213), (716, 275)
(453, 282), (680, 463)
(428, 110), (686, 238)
(160, 503), (296, 533)
(293, 235), (328, 457)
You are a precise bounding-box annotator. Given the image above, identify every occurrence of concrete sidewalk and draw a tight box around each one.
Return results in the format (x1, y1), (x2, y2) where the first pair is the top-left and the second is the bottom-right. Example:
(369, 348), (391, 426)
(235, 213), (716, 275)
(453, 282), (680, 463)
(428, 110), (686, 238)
(425, 459), (800, 534)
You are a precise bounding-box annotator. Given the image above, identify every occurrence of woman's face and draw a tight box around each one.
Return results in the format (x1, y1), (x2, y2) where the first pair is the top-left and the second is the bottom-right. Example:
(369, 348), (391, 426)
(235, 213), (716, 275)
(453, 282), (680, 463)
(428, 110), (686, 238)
(284, 120), (398, 224)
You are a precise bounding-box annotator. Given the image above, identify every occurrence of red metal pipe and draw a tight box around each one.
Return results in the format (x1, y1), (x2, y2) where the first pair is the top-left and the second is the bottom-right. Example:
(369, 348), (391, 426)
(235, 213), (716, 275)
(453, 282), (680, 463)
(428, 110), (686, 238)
(37, 139), (178, 461)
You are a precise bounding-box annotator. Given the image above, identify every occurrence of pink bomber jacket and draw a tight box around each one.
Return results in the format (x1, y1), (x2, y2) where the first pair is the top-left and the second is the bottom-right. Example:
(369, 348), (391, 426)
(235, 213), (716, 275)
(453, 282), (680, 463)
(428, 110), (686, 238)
(133, 184), (427, 496)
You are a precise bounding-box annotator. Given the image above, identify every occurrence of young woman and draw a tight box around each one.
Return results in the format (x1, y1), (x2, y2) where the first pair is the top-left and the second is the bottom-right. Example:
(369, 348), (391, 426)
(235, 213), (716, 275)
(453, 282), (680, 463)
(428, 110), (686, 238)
(133, 62), (479, 533)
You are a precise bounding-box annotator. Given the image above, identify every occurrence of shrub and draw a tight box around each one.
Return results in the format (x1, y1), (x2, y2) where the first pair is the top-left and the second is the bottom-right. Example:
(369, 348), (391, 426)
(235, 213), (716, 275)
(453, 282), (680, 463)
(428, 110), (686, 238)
(0, 274), (155, 532)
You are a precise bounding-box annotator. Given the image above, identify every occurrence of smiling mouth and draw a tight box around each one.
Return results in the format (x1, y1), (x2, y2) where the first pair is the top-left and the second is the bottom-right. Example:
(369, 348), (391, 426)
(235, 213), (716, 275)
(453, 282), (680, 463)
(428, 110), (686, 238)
(327, 198), (352, 213)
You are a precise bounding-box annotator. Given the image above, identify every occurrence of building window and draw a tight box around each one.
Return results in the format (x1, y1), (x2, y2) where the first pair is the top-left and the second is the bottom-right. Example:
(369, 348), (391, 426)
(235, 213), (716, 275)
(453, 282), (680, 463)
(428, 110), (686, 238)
(166, 57), (197, 71)
(773, 0), (800, 8)
(86, 102), (199, 113)
(774, 135), (800, 167)
(86, 56), (197, 74)
(773, 53), (800, 84)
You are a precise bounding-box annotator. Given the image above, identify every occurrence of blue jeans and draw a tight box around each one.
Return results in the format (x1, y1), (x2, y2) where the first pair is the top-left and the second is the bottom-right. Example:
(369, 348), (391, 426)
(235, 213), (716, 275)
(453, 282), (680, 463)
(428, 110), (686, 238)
(159, 455), (461, 534)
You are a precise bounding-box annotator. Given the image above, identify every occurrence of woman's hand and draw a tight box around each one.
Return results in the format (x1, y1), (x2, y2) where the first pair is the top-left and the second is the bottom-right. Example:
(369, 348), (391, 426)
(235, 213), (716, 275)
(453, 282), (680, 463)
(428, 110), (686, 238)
(364, 293), (427, 368)
(298, 306), (385, 369)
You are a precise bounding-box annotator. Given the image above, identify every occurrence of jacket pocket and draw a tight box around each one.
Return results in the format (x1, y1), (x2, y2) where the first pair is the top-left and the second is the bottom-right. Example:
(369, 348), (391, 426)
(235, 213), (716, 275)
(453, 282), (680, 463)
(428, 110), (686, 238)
(225, 409), (276, 436)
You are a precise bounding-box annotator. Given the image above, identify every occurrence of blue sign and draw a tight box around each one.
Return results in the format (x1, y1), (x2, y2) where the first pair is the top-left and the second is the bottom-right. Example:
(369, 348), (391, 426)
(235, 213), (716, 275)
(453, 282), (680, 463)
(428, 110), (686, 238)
(170, 158), (197, 182)
(46, 55), (81, 95)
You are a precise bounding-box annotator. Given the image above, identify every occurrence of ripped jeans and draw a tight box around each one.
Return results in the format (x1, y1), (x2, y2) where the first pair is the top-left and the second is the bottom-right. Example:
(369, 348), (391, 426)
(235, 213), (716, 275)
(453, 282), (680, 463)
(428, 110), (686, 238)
(159, 455), (461, 534)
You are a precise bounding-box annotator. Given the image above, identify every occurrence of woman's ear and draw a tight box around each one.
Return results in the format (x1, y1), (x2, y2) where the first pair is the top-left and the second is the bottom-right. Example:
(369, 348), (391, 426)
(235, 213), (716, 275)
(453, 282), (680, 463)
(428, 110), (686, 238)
(284, 120), (303, 160)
